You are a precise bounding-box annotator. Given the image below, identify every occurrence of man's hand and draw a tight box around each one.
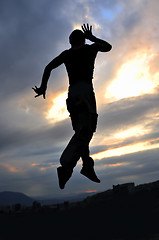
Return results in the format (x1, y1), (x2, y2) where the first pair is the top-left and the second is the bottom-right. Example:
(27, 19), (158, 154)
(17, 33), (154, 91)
(32, 85), (46, 99)
(82, 23), (112, 52)
(81, 23), (94, 41)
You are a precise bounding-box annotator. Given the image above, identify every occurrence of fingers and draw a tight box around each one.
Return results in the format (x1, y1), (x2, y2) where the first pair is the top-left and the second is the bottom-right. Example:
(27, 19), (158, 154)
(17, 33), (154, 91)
(43, 92), (46, 99)
(32, 85), (40, 98)
(34, 92), (45, 99)
(82, 24), (87, 31)
(32, 86), (46, 99)
(81, 24), (86, 32)
(32, 86), (38, 92)
(81, 23), (92, 32)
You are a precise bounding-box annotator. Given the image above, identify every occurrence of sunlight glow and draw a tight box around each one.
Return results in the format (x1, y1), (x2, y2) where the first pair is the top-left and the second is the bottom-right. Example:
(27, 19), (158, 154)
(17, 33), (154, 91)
(105, 53), (157, 100)
(46, 92), (68, 123)
(1, 163), (21, 173)
(73, 24), (82, 30)
(40, 167), (46, 171)
(73, 23), (100, 31)
(92, 124), (151, 149)
(104, 162), (129, 167)
(32, 163), (58, 170)
(113, 125), (150, 139)
(92, 141), (159, 160)
(85, 190), (97, 193)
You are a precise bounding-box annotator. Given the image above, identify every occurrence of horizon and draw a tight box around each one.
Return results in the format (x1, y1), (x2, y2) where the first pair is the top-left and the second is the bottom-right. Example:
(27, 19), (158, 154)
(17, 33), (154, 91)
(0, 0), (159, 199)
(0, 188), (98, 201)
(1, 178), (159, 205)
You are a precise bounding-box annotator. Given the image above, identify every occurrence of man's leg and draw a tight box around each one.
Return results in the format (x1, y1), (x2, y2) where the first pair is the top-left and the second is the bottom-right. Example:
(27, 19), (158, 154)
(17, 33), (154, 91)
(62, 112), (100, 183)
(57, 111), (99, 189)
(59, 127), (90, 169)
(57, 130), (82, 189)
(58, 111), (91, 189)
(57, 111), (86, 189)
(80, 144), (100, 183)
(57, 166), (73, 190)
(80, 113), (100, 183)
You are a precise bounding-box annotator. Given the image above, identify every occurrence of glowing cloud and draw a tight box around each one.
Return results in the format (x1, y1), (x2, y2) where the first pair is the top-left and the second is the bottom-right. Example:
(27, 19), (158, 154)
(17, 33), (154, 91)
(85, 190), (97, 193)
(113, 125), (150, 139)
(46, 92), (68, 123)
(92, 141), (159, 160)
(0, 163), (22, 173)
(73, 24), (82, 30)
(104, 162), (130, 167)
(105, 52), (158, 100)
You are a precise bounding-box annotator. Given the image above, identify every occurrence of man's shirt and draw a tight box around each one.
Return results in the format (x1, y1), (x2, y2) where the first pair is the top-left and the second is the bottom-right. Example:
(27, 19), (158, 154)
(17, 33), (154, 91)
(62, 44), (98, 87)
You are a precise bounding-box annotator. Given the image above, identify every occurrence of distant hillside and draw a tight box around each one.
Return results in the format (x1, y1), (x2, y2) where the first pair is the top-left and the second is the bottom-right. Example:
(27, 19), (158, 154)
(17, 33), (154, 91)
(38, 192), (96, 205)
(0, 191), (34, 206)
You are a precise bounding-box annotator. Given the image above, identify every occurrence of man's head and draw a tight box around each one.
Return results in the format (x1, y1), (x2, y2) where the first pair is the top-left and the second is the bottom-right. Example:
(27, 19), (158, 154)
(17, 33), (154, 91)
(69, 29), (85, 47)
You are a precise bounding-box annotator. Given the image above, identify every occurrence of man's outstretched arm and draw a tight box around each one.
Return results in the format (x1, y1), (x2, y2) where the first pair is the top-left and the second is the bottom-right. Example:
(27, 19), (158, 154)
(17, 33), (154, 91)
(82, 23), (112, 52)
(32, 52), (65, 99)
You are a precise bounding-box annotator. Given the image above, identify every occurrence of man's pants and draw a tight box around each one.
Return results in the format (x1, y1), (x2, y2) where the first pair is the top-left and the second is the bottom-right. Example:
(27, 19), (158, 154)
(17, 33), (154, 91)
(60, 103), (98, 170)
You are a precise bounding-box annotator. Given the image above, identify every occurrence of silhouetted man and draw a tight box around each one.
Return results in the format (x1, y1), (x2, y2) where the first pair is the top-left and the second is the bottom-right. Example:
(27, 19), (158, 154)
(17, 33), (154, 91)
(33, 24), (112, 189)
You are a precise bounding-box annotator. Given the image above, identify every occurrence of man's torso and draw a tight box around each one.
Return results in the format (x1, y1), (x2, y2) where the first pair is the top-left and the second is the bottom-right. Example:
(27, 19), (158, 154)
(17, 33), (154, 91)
(63, 44), (97, 87)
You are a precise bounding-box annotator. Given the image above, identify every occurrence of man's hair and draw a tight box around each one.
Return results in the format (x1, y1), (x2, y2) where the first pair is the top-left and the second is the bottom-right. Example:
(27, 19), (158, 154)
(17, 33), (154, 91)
(69, 29), (85, 45)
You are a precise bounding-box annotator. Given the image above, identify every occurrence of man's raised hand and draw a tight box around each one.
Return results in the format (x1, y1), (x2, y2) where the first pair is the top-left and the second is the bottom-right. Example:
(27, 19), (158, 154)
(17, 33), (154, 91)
(81, 24), (93, 40)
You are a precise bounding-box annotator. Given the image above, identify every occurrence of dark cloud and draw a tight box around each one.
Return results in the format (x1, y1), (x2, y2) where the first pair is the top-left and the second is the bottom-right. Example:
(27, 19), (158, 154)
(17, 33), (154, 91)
(0, 117), (72, 154)
(0, 0), (73, 100)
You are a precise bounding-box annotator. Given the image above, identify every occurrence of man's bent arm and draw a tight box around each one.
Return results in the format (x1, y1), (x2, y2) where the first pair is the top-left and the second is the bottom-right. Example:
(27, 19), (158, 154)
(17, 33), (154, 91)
(41, 53), (65, 89)
(91, 35), (112, 52)
(33, 52), (65, 98)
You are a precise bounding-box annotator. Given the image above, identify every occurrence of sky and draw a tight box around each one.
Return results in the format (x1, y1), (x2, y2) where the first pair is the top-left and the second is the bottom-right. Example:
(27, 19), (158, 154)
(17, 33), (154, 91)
(1, 0), (159, 199)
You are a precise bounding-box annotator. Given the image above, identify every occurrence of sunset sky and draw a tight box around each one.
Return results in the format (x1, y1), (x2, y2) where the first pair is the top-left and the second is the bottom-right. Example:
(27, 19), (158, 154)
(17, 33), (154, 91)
(1, 0), (159, 199)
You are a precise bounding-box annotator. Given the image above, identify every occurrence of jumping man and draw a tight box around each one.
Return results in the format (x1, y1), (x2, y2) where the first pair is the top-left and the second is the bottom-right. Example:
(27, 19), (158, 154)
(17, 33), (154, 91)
(33, 24), (112, 189)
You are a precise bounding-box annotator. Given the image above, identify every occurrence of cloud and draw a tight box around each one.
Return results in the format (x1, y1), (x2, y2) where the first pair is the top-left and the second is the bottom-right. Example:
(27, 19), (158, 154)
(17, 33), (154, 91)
(95, 147), (159, 189)
(0, 0), (73, 100)
(98, 89), (159, 135)
(0, 116), (72, 155)
(0, 0), (159, 198)
(88, 88), (159, 162)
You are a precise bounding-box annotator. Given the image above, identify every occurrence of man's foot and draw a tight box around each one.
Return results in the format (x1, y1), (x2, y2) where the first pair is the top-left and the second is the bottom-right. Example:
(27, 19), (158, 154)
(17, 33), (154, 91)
(80, 166), (100, 183)
(57, 166), (73, 189)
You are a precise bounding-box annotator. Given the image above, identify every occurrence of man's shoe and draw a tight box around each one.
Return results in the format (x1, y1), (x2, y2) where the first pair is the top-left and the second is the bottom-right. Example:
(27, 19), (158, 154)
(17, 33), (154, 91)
(57, 166), (73, 189)
(80, 166), (100, 183)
